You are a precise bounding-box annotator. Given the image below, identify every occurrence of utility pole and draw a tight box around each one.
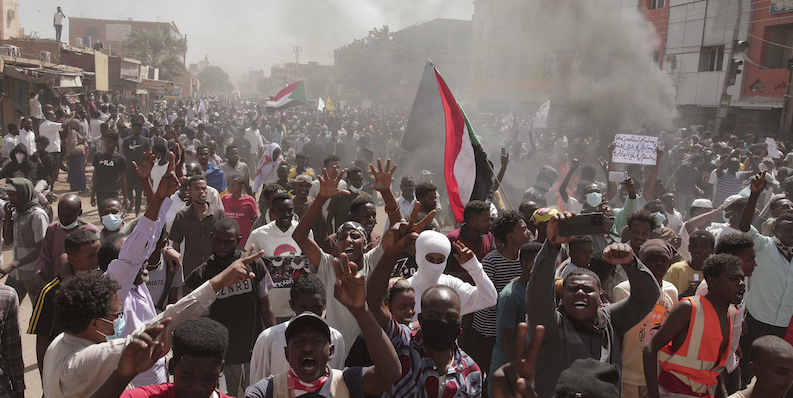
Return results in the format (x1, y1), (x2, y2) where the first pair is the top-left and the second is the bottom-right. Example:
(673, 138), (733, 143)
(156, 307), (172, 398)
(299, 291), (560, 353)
(713, 0), (743, 136)
(293, 46), (302, 82)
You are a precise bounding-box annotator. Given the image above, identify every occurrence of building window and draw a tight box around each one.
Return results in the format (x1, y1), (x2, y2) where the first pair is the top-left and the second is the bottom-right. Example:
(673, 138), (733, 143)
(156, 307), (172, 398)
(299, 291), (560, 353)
(85, 27), (99, 37)
(479, 21), (487, 41)
(653, 51), (661, 65)
(649, 0), (665, 9)
(698, 46), (724, 72)
(476, 59), (484, 79)
(521, 54), (529, 78)
(765, 24), (793, 69)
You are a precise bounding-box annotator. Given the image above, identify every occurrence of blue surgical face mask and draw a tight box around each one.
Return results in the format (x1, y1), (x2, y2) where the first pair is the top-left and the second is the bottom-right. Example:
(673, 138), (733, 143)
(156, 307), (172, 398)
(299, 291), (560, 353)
(585, 192), (602, 208)
(61, 219), (79, 230)
(349, 185), (362, 194)
(101, 214), (123, 231)
(98, 313), (125, 341)
(652, 211), (667, 225)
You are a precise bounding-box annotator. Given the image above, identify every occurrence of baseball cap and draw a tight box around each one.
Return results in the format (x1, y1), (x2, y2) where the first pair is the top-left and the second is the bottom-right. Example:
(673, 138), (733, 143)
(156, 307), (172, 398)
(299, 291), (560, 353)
(285, 312), (331, 344)
(722, 194), (746, 209)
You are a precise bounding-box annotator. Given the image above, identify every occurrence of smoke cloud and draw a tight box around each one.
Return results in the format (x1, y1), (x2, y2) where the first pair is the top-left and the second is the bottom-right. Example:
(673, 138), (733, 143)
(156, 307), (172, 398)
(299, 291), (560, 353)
(538, 0), (678, 132)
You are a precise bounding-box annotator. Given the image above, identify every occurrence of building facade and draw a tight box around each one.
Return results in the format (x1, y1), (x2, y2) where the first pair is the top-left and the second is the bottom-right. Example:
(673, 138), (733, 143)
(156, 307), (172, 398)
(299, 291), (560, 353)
(68, 17), (182, 57)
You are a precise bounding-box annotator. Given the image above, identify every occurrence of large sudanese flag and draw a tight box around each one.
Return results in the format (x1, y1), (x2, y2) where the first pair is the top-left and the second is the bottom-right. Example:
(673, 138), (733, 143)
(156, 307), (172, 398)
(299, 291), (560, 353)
(403, 61), (493, 223)
(265, 80), (308, 111)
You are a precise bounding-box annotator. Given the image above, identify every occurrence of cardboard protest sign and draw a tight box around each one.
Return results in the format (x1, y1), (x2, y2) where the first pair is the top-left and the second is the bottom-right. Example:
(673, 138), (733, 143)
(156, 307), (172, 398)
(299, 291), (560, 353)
(612, 134), (658, 165)
(766, 137), (781, 159)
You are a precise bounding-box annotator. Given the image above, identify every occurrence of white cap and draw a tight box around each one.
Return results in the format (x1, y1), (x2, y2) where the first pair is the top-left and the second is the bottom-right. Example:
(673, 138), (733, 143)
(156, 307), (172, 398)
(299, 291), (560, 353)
(722, 194), (746, 209)
(691, 198), (713, 209)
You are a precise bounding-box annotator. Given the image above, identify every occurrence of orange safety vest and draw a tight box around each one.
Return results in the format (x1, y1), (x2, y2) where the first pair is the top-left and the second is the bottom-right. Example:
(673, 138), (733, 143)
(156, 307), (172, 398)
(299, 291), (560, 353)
(659, 296), (736, 397)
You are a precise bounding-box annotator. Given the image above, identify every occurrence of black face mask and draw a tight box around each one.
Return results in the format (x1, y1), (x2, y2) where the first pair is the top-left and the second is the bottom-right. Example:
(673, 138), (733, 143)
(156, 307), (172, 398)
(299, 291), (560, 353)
(419, 317), (461, 351)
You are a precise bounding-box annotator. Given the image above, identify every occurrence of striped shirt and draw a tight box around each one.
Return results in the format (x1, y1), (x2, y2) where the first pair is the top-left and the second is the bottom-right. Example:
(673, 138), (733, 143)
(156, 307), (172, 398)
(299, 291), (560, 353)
(473, 250), (522, 337)
(0, 284), (24, 396)
(385, 316), (481, 398)
(712, 171), (753, 207)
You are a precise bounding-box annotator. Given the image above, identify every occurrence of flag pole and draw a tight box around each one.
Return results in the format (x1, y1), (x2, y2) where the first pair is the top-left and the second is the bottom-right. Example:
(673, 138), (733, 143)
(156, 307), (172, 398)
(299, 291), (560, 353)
(485, 159), (513, 211)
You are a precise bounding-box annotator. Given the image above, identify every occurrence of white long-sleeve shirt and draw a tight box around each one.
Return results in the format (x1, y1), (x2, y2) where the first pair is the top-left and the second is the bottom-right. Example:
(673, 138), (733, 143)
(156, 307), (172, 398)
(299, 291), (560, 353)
(249, 321), (345, 385)
(408, 257), (497, 319)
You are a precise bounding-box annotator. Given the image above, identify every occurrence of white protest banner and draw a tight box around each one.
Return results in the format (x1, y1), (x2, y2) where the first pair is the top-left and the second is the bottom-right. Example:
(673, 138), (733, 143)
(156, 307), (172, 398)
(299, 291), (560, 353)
(766, 137), (781, 159)
(502, 112), (514, 125)
(612, 134), (658, 165)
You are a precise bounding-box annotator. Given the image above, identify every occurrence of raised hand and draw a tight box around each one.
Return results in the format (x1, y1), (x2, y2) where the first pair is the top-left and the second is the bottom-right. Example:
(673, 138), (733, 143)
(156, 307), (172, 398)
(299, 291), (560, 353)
(115, 318), (172, 379)
(597, 156), (609, 172)
(491, 324), (545, 398)
(750, 171), (768, 194)
(154, 153), (180, 199)
(607, 142), (616, 154)
(333, 253), (366, 311)
(368, 158), (397, 193)
(603, 242), (636, 266)
(569, 157), (580, 171)
(546, 212), (577, 246)
(656, 145), (664, 159)
(501, 151), (509, 167)
(132, 151), (155, 182)
(317, 166), (350, 199)
(452, 240), (475, 265)
(382, 202), (437, 254)
(623, 177), (637, 197)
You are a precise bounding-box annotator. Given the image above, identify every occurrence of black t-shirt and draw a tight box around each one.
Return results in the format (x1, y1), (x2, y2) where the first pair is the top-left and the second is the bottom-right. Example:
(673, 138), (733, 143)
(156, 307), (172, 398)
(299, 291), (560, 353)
(184, 251), (270, 364)
(122, 135), (151, 168)
(93, 152), (127, 193)
(232, 137), (252, 164)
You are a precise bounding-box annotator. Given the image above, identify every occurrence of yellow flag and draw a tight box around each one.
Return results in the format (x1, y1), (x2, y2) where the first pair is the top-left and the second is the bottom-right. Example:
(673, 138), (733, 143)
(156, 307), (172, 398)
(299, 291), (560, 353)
(326, 97), (335, 114)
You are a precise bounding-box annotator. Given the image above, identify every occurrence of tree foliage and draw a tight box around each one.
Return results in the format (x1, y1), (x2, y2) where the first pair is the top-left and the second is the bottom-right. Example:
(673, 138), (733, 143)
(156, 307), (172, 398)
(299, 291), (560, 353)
(197, 65), (235, 94)
(122, 29), (187, 80)
(334, 26), (401, 100)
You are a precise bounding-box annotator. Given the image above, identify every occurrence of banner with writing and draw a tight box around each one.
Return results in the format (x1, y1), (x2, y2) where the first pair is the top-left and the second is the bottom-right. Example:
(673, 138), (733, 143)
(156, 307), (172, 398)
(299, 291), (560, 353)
(612, 134), (658, 165)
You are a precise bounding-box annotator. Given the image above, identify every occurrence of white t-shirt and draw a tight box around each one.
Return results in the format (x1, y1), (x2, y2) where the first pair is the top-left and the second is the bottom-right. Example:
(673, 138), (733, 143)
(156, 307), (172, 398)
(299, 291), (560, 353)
(53, 12), (65, 25)
(39, 120), (62, 152)
(245, 220), (313, 318)
(312, 244), (384, 357)
(144, 254), (185, 307)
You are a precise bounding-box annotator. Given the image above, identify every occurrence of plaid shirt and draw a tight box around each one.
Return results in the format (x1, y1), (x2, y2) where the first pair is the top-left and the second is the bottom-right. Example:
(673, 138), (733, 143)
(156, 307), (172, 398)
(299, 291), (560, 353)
(0, 284), (24, 397)
(385, 316), (481, 398)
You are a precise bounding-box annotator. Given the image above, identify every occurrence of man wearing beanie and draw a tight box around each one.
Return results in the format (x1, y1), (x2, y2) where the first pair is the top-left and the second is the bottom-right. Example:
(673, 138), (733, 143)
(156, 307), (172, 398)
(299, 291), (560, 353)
(554, 358), (620, 397)
(528, 212), (660, 397)
(614, 239), (679, 398)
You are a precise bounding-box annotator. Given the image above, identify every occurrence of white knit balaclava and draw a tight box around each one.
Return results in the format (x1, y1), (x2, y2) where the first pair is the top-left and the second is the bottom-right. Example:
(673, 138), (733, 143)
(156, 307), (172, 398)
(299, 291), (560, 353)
(413, 230), (452, 285)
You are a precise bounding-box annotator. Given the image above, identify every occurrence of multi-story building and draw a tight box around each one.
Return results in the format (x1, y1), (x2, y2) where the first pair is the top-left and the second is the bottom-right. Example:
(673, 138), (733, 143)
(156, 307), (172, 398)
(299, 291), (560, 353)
(0, 0), (20, 40)
(68, 17), (182, 57)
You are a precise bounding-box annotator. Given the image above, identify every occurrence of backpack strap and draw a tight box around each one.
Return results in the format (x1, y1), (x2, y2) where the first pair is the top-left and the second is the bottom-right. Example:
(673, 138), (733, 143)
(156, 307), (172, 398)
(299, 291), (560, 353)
(272, 370), (290, 398)
(328, 369), (350, 398)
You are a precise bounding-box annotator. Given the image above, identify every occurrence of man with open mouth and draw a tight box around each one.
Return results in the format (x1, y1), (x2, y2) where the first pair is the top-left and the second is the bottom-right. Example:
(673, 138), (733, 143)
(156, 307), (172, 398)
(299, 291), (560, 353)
(528, 212), (660, 398)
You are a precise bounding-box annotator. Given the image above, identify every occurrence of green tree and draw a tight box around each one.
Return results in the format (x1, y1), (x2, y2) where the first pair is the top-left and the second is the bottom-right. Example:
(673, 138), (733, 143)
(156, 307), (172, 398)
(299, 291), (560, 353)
(197, 65), (235, 93)
(123, 28), (187, 80)
(334, 26), (401, 100)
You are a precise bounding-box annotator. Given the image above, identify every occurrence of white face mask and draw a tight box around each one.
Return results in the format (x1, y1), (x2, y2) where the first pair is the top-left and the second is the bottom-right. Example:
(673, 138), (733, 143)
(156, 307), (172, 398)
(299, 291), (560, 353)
(349, 185), (362, 194)
(414, 231), (452, 285)
(585, 192), (602, 208)
(14, 153), (24, 164)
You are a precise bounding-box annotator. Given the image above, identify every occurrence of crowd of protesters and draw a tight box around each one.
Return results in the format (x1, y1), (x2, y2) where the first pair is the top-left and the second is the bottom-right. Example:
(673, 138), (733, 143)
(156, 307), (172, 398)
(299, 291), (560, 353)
(0, 90), (792, 398)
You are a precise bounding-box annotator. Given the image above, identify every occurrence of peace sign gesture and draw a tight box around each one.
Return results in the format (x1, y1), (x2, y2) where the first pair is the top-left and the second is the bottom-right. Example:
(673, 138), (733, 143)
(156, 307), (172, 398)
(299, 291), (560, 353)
(333, 253), (366, 311)
(491, 324), (545, 398)
(382, 202), (437, 255)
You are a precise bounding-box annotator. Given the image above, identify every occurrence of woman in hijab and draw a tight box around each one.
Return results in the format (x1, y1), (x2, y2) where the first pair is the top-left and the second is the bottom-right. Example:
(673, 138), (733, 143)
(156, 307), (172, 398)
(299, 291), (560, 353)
(252, 143), (283, 195)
